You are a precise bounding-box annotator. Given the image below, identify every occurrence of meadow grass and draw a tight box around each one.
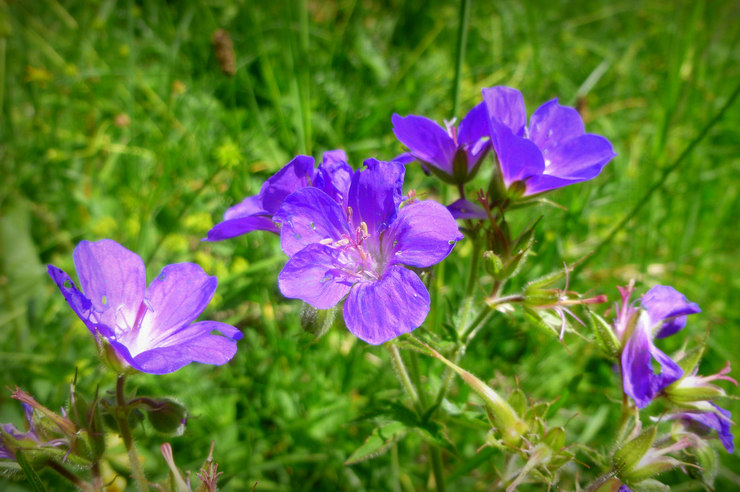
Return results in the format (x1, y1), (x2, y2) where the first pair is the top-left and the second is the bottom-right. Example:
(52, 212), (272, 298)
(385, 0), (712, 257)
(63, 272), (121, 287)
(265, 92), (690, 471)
(1, 0), (739, 490)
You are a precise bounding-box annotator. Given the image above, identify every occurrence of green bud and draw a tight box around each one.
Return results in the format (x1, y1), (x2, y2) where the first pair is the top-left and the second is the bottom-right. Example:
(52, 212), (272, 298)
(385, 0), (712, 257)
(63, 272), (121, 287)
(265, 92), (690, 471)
(301, 304), (337, 340)
(482, 250), (504, 278)
(590, 311), (621, 359)
(614, 427), (656, 474)
(451, 147), (470, 184)
(427, 346), (527, 446)
(543, 427), (566, 452)
(142, 398), (188, 436)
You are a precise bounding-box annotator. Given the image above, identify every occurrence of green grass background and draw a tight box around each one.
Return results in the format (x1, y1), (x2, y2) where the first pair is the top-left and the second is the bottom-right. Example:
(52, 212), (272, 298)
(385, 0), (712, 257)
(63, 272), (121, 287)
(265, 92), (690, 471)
(1, 0), (738, 490)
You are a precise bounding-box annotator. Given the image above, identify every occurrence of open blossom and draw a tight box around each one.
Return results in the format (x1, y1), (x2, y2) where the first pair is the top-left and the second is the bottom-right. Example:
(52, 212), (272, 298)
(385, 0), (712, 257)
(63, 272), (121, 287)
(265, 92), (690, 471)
(482, 86), (616, 196)
(617, 284), (701, 408)
(392, 102), (491, 184)
(48, 240), (242, 374)
(205, 150), (353, 241)
(274, 159), (463, 344)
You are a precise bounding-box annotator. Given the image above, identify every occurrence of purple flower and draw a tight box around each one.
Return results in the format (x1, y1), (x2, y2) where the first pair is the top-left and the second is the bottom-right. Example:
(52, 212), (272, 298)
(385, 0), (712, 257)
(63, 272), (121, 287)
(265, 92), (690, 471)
(481, 86), (616, 196)
(676, 403), (734, 453)
(48, 239), (242, 374)
(619, 285), (700, 408)
(641, 285), (701, 339)
(206, 150), (353, 241)
(0, 405), (40, 459)
(392, 102), (491, 184)
(274, 159), (463, 344)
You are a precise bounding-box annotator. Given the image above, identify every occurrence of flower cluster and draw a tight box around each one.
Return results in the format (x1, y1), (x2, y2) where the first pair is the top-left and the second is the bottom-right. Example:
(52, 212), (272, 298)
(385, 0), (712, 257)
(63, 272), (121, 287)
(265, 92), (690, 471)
(394, 86), (616, 198)
(612, 283), (734, 453)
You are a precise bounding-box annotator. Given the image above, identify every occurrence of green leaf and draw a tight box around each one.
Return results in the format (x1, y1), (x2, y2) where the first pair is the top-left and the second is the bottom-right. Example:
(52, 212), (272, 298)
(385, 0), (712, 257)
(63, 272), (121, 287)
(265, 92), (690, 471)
(590, 311), (621, 359)
(345, 422), (408, 465)
(15, 450), (48, 492)
(614, 427), (656, 473)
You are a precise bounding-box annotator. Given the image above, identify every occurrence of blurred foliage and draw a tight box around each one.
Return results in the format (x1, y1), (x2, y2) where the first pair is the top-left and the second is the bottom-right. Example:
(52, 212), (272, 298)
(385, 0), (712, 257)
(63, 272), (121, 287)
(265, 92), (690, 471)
(0, 0), (738, 490)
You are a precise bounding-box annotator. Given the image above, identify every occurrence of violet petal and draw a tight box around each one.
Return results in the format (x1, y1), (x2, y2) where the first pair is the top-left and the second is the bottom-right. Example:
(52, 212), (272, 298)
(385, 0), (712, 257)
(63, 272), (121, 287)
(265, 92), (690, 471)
(391, 114), (456, 173)
(343, 265), (430, 345)
(274, 187), (352, 257)
(384, 200), (463, 268)
(278, 243), (356, 310)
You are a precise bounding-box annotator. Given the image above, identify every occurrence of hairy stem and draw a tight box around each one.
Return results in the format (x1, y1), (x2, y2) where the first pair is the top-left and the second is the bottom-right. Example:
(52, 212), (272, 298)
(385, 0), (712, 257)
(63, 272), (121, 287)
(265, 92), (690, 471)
(116, 375), (148, 491)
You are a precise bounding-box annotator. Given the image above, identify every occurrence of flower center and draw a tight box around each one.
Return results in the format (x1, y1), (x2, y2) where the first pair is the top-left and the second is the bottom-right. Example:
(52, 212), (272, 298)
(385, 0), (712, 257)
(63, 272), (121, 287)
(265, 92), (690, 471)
(322, 221), (382, 281)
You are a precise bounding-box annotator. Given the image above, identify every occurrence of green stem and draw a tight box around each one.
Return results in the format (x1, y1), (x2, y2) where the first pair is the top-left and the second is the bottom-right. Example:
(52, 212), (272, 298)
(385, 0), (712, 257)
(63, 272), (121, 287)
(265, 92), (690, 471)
(450, 0), (471, 117)
(386, 344), (446, 492)
(582, 470), (618, 492)
(429, 445), (447, 492)
(386, 343), (419, 410)
(116, 375), (148, 491)
(47, 460), (93, 492)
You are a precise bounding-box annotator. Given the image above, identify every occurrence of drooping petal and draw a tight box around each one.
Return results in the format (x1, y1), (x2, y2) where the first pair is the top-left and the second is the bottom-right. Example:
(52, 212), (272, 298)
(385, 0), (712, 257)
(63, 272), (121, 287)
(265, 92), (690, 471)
(621, 313), (683, 408)
(383, 200), (463, 268)
(447, 198), (488, 220)
(391, 114), (456, 173)
(47, 265), (99, 336)
(489, 118), (545, 187)
(458, 101), (491, 146)
(528, 99), (585, 153)
(680, 404), (734, 453)
(223, 195), (266, 221)
(135, 263), (217, 356)
(642, 285), (701, 339)
(117, 321), (242, 375)
(317, 150), (354, 206)
(73, 239), (146, 331)
(205, 216), (279, 241)
(540, 133), (615, 177)
(481, 86), (527, 136)
(278, 243), (356, 309)
(343, 265), (430, 345)
(258, 155), (317, 213)
(347, 159), (405, 235)
(391, 152), (417, 166)
(273, 187), (352, 257)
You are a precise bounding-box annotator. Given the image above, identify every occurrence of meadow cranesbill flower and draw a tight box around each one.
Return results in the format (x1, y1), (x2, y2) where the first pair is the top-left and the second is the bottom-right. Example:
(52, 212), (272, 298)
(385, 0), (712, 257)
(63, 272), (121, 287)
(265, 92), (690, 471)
(618, 285), (700, 408)
(47, 239), (242, 374)
(274, 159), (463, 344)
(392, 102), (491, 184)
(205, 150), (353, 241)
(482, 86), (616, 196)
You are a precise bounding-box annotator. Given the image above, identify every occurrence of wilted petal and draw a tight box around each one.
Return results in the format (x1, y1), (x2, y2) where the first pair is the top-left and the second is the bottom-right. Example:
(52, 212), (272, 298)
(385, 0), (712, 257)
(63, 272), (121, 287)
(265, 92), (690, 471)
(274, 187), (352, 257)
(136, 263), (217, 355)
(124, 321), (242, 374)
(259, 155), (316, 213)
(481, 86), (527, 136)
(457, 101), (491, 145)
(73, 240), (145, 331)
(680, 404), (734, 453)
(384, 200), (463, 268)
(205, 216), (279, 241)
(447, 198), (488, 219)
(642, 285), (701, 339)
(528, 99), (585, 153)
(347, 159), (405, 234)
(343, 266), (430, 345)
(391, 114), (456, 173)
(223, 195), (266, 221)
(278, 243), (356, 310)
